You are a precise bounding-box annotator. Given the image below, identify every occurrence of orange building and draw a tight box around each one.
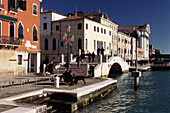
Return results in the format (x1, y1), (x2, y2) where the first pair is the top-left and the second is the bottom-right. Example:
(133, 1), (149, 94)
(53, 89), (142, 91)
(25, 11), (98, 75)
(0, 0), (42, 76)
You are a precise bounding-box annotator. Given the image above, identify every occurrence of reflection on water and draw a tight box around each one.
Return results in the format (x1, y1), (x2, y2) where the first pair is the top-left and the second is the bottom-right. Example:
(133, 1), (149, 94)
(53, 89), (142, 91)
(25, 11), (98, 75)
(79, 71), (170, 113)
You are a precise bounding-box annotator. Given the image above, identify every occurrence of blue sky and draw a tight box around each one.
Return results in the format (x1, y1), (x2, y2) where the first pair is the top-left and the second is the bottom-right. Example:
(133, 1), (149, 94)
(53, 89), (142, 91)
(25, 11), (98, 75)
(41, 0), (170, 54)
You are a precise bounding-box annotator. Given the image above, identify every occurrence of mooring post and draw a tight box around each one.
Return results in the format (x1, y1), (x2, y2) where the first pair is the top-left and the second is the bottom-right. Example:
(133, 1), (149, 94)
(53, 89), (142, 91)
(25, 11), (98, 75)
(132, 71), (141, 90)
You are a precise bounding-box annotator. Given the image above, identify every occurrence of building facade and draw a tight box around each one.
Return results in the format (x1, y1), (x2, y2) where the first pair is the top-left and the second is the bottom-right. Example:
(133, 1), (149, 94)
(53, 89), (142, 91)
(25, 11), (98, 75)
(40, 11), (115, 63)
(40, 10), (66, 63)
(118, 24), (151, 61)
(0, 0), (42, 76)
(117, 32), (132, 62)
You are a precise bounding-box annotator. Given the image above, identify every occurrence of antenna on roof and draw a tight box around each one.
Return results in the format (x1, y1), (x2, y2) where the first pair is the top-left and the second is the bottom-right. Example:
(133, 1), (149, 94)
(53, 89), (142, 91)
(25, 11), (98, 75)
(74, 4), (77, 15)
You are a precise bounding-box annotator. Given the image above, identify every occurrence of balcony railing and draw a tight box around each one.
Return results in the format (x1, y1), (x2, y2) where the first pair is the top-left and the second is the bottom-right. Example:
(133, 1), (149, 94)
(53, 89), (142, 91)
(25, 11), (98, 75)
(9, 7), (18, 14)
(0, 4), (4, 10)
(0, 36), (22, 46)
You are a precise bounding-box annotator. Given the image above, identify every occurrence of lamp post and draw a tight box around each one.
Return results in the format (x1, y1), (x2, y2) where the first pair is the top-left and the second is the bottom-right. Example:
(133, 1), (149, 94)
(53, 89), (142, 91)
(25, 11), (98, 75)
(131, 30), (141, 91)
(63, 25), (74, 69)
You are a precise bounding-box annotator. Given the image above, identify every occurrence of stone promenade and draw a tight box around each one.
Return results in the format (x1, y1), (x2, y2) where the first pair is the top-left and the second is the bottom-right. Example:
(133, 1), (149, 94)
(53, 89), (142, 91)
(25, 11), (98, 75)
(0, 73), (117, 112)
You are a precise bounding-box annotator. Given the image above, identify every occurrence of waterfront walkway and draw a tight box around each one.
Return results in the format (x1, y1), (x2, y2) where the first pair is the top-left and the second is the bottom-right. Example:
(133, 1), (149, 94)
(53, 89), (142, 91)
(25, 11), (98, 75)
(0, 73), (117, 112)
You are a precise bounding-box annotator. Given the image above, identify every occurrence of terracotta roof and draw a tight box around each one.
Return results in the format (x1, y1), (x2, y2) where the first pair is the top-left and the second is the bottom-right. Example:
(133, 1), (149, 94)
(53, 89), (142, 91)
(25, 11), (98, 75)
(53, 15), (85, 22)
(41, 10), (65, 16)
(118, 24), (147, 31)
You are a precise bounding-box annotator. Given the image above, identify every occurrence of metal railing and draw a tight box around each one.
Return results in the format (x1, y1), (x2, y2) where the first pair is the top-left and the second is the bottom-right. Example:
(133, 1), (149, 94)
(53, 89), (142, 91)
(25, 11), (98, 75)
(0, 4), (4, 9)
(0, 36), (22, 46)
(9, 7), (18, 13)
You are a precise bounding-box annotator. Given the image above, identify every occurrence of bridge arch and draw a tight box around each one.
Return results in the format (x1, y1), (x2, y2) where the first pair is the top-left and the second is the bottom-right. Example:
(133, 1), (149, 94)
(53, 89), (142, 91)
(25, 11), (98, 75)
(109, 63), (123, 75)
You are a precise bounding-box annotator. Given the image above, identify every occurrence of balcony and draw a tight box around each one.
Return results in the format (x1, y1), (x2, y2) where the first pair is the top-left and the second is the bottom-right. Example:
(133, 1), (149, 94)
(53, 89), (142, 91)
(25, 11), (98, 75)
(0, 4), (4, 10)
(9, 7), (17, 14)
(0, 36), (22, 49)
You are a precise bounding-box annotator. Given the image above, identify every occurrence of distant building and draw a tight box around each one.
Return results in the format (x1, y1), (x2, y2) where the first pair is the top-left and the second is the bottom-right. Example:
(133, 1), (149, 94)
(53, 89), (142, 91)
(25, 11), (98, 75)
(118, 24), (151, 61)
(0, 0), (42, 76)
(117, 32), (132, 62)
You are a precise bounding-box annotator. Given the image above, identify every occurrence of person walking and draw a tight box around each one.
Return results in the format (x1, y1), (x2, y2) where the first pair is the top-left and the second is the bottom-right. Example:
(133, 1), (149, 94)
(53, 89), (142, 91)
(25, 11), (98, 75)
(88, 52), (91, 63)
(81, 48), (85, 61)
(76, 55), (81, 68)
(97, 48), (100, 56)
(48, 61), (54, 74)
(92, 52), (95, 62)
(101, 47), (104, 56)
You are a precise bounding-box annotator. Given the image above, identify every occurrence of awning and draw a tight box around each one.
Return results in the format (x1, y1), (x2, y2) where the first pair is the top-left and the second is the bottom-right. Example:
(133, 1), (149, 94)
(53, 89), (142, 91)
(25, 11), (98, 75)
(0, 14), (18, 22)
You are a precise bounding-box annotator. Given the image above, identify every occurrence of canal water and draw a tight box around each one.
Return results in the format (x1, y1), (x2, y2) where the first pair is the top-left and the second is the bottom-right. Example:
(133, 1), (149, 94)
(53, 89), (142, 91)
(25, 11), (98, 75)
(79, 71), (170, 113)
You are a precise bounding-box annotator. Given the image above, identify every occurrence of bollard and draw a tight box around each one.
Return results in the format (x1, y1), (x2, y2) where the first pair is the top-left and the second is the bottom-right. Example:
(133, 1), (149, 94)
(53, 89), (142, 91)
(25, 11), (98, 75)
(112, 50), (114, 57)
(43, 64), (46, 75)
(131, 71), (141, 90)
(61, 54), (64, 64)
(70, 54), (73, 62)
(54, 75), (60, 88)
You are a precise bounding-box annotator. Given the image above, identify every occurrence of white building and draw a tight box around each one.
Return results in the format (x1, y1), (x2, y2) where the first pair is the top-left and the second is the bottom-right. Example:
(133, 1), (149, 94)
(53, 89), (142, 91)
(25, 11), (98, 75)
(118, 24), (151, 61)
(51, 13), (113, 55)
(40, 10), (67, 63)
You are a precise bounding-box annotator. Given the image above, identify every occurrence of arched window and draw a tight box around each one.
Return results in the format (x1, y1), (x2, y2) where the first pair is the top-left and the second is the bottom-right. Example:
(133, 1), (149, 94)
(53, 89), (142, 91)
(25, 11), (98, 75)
(94, 40), (96, 51)
(52, 38), (56, 50)
(18, 23), (23, 39)
(85, 39), (88, 50)
(33, 26), (37, 41)
(78, 23), (82, 30)
(45, 38), (48, 50)
(9, 22), (14, 37)
(78, 38), (82, 50)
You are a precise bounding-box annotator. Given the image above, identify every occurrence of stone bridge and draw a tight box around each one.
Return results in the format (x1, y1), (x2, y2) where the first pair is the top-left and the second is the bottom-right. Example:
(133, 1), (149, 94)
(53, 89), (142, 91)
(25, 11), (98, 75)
(94, 56), (129, 77)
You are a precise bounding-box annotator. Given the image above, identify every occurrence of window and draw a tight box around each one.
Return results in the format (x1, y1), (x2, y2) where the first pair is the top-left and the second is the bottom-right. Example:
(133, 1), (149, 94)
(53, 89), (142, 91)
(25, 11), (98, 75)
(43, 23), (47, 30)
(101, 28), (103, 33)
(109, 31), (111, 36)
(60, 41), (63, 47)
(33, 26), (38, 41)
(33, 4), (37, 15)
(104, 29), (106, 34)
(104, 42), (106, 50)
(18, 23), (23, 39)
(56, 25), (59, 31)
(18, 0), (26, 10)
(44, 38), (48, 50)
(8, 0), (17, 9)
(52, 38), (56, 50)
(94, 26), (96, 32)
(94, 40), (96, 51)
(86, 39), (88, 50)
(109, 43), (111, 51)
(86, 24), (88, 30)
(18, 55), (22, 65)
(9, 22), (14, 37)
(78, 23), (82, 30)
(97, 27), (99, 32)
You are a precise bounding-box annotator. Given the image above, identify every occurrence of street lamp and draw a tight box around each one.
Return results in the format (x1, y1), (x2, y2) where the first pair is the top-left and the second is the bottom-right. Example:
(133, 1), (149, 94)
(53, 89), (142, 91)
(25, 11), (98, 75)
(131, 30), (141, 91)
(132, 30), (141, 71)
(63, 25), (74, 69)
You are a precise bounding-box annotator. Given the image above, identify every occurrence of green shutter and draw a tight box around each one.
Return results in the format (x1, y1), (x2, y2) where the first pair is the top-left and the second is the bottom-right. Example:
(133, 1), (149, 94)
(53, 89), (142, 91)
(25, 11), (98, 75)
(0, 14), (18, 22)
